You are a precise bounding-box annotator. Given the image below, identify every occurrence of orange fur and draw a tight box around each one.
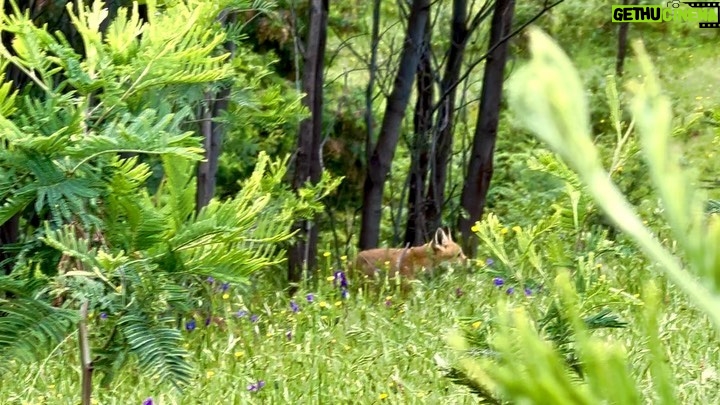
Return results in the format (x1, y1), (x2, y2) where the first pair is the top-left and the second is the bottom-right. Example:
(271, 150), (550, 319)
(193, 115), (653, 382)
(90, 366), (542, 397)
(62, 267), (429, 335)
(353, 228), (467, 282)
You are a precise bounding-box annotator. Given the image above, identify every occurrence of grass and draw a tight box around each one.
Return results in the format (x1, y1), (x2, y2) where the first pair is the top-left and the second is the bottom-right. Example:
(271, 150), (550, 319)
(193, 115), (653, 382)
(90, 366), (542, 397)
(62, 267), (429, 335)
(2, 252), (720, 404)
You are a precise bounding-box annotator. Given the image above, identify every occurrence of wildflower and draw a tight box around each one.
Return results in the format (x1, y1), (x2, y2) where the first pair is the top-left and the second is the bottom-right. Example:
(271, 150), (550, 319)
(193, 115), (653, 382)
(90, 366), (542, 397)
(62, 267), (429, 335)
(206, 276), (215, 284)
(471, 223), (480, 233)
(250, 314), (259, 323)
(222, 293), (230, 300)
(142, 398), (153, 405)
(236, 310), (247, 318)
(323, 251), (331, 257)
(379, 393), (389, 400)
(290, 300), (300, 313)
(206, 370), (215, 378)
(258, 380), (266, 389)
(385, 298), (392, 307)
(205, 317), (212, 326)
(221, 282), (230, 292)
(234, 351), (245, 358)
(247, 380), (265, 392)
(493, 277), (505, 287)
(341, 288), (349, 299)
(486, 258), (495, 266)
(500, 228), (509, 235)
(326, 276), (335, 282)
(334, 270), (348, 289)
(340, 255), (348, 262)
(472, 321), (482, 329)
(334, 301), (342, 307)
(185, 319), (196, 332)
(100, 312), (108, 320)
(512, 226), (522, 234)
(524, 287), (532, 296)
(506, 287), (515, 295)
(455, 287), (464, 298)
(306, 293), (314, 303)
(286, 330), (292, 341)
(319, 301), (328, 308)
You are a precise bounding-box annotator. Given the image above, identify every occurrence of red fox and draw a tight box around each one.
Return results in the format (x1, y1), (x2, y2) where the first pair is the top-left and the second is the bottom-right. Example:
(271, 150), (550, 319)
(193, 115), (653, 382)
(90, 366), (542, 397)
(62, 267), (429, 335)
(353, 228), (467, 283)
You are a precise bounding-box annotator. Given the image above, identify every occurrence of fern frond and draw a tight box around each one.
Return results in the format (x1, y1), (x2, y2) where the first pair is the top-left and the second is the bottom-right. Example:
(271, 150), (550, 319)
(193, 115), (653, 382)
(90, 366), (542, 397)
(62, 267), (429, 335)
(118, 313), (193, 389)
(0, 298), (78, 376)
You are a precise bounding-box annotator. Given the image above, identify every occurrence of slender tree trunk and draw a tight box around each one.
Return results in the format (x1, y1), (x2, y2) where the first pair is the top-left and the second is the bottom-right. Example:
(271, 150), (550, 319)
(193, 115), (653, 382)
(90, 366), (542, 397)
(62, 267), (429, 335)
(196, 13), (237, 211)
(615, 0), (636, 77)
(359, 0), (431, 250)
(424, 0), (469, 237)
(404, 15), (433, 247)
(287, 0), (329, 288)
(365, 0), (381, 163)
(458, 0), (515, 257)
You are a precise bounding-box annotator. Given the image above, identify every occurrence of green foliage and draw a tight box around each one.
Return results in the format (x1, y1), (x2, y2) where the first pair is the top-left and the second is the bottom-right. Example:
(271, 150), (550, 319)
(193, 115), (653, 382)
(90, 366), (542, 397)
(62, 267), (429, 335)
(0, 0), (339, 392)
(441, 27), (720, 404)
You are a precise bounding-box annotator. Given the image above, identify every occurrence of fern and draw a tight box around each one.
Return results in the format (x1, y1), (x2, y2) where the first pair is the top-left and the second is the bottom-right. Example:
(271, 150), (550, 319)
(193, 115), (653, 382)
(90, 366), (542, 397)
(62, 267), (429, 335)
(118, 313), (193, 389)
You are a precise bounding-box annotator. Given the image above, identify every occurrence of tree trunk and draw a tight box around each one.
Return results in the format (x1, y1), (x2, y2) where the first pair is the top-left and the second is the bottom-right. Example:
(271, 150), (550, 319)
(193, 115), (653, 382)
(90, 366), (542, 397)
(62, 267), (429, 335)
(615, 0), (636, 77)
(287, 0), (329, 288)
(404, 15), (434, 247)
(458, 0), (515, 257)
(359, 0), (431, 250)
(424, 0), (469, 237)
(196, 13), (237, 211)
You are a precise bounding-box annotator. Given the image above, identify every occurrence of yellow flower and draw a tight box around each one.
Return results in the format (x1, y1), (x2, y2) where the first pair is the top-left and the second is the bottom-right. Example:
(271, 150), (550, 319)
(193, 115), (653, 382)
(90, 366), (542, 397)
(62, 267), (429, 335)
(340, 255), (348, 261)
(115, 285), (123, 293)
(512, 226), (522, 234)
(416, 392), (426, 398)
(323, 251), (331, 257)
(320, 315), (328, 321)
(385, 296), (393, 301)
(234, 351), (245, 358)
(616, 165), (624, 173)
(595, 263), (602, 269)
(500, 228), (509, 235)
(344, 345), (351, 351)
(206, 370), (215, 378)
(331, 339), (337, 344)
(384, 261), (390, 266)
(326, 276), (335, 282)
(222, 293), (230, 300)
(470, 224), (480, 233)
(319, 301), (328, 308)
(472, 321), (482, 329)
(334, 301), (342, 307)
(379, 393), (389, 400)
(266, 331), (273, 337)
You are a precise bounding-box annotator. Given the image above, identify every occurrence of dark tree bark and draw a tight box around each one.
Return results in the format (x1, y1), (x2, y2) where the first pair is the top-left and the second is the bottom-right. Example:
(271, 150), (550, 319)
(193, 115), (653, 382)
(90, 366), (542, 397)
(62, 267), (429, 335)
(365, 0), (381, 164)
(616, 0), (636, 77)
(458, 0), (515, 257)
(196, 12), (237, 211)
(359, 0), (431, 250)
(287, 0), (329, 288)
(404, 15), (433, 247)
(424, 0), (471, 238)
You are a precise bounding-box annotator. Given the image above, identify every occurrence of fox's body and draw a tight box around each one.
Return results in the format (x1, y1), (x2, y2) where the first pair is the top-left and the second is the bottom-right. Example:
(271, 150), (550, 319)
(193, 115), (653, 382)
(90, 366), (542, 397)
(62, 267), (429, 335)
(354, 228), (467, 282)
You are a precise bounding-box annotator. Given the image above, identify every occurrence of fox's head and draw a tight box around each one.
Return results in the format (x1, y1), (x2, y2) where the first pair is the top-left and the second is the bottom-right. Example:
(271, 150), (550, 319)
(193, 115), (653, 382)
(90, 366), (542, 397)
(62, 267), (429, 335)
(430, 227), (467, 265)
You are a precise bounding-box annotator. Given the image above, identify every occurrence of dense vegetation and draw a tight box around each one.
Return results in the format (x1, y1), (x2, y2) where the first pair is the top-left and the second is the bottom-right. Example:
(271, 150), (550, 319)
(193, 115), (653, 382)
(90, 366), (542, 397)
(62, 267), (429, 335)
(0, 0), (719, 403)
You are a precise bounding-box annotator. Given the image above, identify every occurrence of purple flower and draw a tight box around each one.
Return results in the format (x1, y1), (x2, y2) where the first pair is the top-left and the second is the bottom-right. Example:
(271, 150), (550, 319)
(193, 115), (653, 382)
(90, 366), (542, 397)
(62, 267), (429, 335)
(334, 270), (348, 289)
(493, 277), (505, 287)
(486, 258), (495, 266)
(185, 319), (196, 332)
(250, 314), (259, 323)
(385, 299), (392, 307)
(455, 288), (464, 298)
(247, 380), (266, 392)
(306, 293), (314, 303)
(524, 287), (532, 296)
(341, 288), (349, 299)
(506, 287), (515, 295)
(206, 276), (215, 284)
(236, 310), (247, 318)
(290, 300), (300, 313)
(100, 312), (108, 320)
(142, 398), (153, 405)
(221, 282), (230, 292)
(205, 317), (212, 326)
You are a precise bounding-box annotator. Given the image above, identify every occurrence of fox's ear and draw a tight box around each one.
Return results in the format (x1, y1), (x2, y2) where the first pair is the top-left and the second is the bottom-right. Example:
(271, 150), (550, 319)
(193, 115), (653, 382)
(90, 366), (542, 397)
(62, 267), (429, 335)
(434, 227), (448, 246)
